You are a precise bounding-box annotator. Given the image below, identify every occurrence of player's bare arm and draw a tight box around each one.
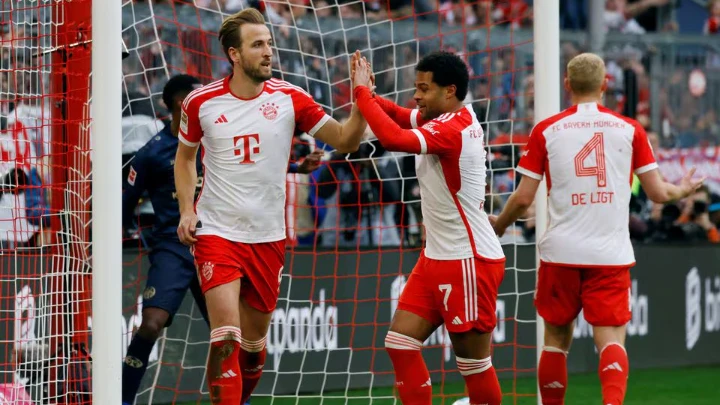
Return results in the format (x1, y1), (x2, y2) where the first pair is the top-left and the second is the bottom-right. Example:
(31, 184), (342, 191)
(312, 104), (366, 154)
(309, 51), (367, 154)
(174, 141), (199, 245)
(637, 167), (705, 204)
(491, 176), (541, 237)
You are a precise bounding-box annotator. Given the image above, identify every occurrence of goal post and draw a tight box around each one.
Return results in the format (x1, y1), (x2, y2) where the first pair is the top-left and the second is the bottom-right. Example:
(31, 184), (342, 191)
(91, 0), (123, 403)
(533, 1), (561, 404)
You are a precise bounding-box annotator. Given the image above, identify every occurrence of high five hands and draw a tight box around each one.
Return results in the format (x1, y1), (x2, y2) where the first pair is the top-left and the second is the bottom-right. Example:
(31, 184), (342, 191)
(351, 50), (375, 92)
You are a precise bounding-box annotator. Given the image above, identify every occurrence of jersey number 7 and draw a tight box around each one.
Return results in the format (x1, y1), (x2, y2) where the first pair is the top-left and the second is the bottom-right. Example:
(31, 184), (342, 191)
(574, 132), (606, 187)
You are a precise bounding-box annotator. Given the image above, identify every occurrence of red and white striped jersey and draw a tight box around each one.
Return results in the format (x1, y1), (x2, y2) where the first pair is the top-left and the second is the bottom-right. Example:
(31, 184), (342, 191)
(179, 77), (330, 243)
(516, 102), (657, 267)
(410, 106), (504, 261)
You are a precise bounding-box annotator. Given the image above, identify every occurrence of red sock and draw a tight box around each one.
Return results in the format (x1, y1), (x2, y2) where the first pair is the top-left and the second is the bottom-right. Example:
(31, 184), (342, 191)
(538, 347), (568, 405)
(456, 356), (502, 405)
(207, 327), (243, 404)
(599, 343), (629, 405)
(385, 331), (432, 405)
(239, 336), (267, 404)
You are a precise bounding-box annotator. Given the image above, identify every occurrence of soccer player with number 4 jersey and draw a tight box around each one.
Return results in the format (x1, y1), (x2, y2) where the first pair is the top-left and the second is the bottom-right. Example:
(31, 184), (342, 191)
(174, 8), (367, 404)
(353, 51), (506, 405)
(491, 53), (705, 405)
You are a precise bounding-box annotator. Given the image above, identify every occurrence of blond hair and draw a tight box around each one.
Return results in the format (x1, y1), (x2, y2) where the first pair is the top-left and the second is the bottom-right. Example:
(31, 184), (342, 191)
(218, 8), (266, 64)
(566, 53), (605, 95)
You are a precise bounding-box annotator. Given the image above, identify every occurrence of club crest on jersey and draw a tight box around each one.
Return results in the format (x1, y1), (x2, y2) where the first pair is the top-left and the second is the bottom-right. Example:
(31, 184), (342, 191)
(202, 262), (214, 281)
(260, 102), (279, 120)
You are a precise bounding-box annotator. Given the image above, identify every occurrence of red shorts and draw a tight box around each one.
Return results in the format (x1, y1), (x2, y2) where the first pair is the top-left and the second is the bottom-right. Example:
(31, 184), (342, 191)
(534, 262), (632, 327)
(192, 235), (286, 313)
(397, 252), (505, 333)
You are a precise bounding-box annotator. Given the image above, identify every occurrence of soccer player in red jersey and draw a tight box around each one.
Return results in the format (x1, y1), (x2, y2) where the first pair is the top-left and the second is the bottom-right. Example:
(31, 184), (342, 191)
(173, 9), (368, 404)
(491, 53), (704, 405)
(353, 51), (506, 405)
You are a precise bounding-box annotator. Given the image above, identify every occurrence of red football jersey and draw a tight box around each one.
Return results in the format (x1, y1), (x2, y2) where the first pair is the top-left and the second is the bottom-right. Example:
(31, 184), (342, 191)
(517, 102), (657, 266)
(180, 77), (330, 243)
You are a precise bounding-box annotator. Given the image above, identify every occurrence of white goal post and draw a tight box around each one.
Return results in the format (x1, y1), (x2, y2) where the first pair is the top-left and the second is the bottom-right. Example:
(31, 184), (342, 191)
(91, 0), (123, 403)
(532, 1), (561, 404)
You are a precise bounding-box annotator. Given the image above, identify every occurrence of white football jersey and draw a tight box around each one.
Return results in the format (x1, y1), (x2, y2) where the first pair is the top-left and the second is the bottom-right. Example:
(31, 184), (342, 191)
(179, 77), (330, 243)
(516, 102), (657, 267)
(410, 105), (504, 262)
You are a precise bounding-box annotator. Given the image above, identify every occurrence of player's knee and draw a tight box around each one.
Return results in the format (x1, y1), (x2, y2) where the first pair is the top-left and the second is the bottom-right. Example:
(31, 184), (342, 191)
(592, 326), (626, 352)
(544, 322), (574, 351)
(384, 331), (423, 352)
(137, 312), (170, 341)
(456, 355), (493, 377)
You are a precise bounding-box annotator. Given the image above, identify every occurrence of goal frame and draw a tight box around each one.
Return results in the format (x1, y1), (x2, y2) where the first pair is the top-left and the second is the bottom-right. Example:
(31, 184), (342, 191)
(90, 0), (123, 403)
(532, 1), (561, 404)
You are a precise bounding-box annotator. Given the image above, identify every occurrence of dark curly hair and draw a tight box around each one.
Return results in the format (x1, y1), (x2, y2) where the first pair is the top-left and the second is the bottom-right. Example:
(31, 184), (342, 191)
(416, 51), (469, 101)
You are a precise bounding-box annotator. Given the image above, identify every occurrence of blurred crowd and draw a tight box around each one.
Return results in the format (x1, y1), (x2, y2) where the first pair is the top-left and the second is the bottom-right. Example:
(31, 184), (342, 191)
(0, 0), (719, 249)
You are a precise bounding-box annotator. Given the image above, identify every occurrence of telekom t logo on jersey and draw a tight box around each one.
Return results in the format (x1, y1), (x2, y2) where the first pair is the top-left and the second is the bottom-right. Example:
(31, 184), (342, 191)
(234, 134), (260, 164)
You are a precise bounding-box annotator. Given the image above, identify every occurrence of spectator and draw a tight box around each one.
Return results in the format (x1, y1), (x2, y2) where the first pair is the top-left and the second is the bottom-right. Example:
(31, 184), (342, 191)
(676, 186), (720, 243)
(705, 0), (720, 34)
(605, 0), (647, 34)
(710, 194), (720, 228)
(560, 0), (587, 30)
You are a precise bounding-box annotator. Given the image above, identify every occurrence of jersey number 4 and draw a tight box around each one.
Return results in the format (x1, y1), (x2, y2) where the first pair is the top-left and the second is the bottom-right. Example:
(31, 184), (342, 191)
(574, 132), (606, 187)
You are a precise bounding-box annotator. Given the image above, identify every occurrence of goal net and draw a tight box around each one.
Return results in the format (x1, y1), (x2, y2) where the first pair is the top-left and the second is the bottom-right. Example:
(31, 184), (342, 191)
(1, 0), (93, 403)
(3, 0), (539, 404)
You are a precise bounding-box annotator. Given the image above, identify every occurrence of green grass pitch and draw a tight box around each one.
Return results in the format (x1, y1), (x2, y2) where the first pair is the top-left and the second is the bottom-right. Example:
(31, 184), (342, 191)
(191, 366), (719, 405)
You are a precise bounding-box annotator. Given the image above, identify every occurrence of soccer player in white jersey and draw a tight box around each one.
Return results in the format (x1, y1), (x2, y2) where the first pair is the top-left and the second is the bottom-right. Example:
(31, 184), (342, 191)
(491, 53), (704, 405)
(173, 9), (368, 404)
(353, 51), (506, 405)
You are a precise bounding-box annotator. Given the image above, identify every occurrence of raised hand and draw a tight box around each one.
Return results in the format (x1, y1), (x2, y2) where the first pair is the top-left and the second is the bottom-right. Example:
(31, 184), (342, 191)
(350, 50), (360, 87)
(352, 55), (373, 90)
(679, 167), (705, 198)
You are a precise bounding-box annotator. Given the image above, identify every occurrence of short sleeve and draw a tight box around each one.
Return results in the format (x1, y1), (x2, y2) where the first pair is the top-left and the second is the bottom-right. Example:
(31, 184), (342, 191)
(292, 90), (331, 136)
(632, 124), (658, 174)
(178, 97), (203, 147)
(516, 124), (547, 180)
(410, 120), (460, 155)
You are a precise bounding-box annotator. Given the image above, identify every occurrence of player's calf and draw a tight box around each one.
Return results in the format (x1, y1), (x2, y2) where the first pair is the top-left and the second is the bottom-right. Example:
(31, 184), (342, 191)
(207, 326), (243, 404)
(204, 279), (243, 404)
(593, 325), (629, 405)
(456, 355), (502, 405)
(385, 331), (432, 405)
(538, 346), (568, 405)
(538, 321), (572, 405)
(238, 336), (266, 404)
(122, 308), (169, 405)
(598, 342), (629, 405)
(451, 331), (501, 405)
(237, 288), (276, 403)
